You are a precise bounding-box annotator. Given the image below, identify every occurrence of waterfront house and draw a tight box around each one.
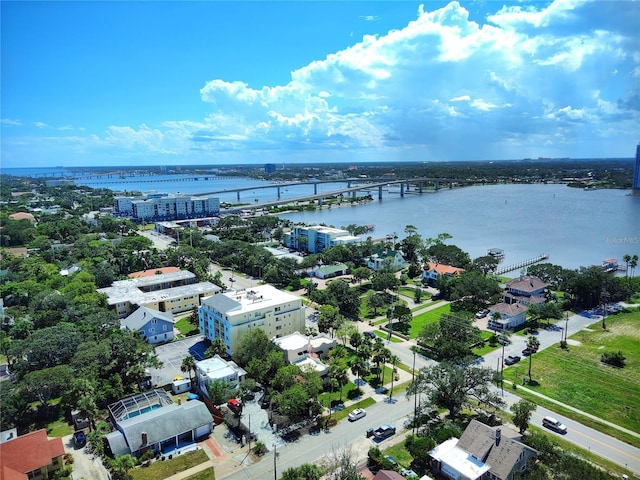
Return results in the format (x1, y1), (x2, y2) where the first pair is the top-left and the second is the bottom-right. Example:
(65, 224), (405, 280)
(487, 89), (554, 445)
(421, 261), (465, 286)
(0, 429), (65, 480)
(367, 248), (408, 272)
(487, 303), (528, 330)
(503, 275), (547, 306)
(283, 225), (360, 253)
(122, 306), (175, 345)
(429, 419), (536, 480)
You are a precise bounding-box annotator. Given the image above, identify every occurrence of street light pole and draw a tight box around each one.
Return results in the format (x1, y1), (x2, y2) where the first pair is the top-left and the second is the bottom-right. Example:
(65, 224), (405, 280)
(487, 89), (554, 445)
(412, 349), (417, 435)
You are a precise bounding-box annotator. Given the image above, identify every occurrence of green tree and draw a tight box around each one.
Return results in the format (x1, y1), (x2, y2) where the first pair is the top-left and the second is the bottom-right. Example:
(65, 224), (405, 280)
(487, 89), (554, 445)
(205, 337), (228, 358)
(409, 362), (503, 419)
(180, 355), (196, 385)
(418, 313), (482, 362)
(351, 267), (371, 285)
(281, 463), (323, 480)
(207, 379), (233, 406)
(109, 454), (137, 480)
(511, 399), (537, 435)
(366, 291), (387, 316)
(21, 365), (74, 414)
(233, 328), (278, 367)
(526, 336), (541, 382)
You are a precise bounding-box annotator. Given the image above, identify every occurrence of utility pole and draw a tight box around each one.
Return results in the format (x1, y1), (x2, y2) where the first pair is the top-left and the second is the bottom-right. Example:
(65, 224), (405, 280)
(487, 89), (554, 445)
(273, 443), (278, 480)
(412, 349), (417, 435)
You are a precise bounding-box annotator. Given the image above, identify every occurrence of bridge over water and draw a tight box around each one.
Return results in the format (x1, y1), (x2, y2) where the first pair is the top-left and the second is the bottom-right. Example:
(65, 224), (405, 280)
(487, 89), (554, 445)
(194, 177), (466, 205)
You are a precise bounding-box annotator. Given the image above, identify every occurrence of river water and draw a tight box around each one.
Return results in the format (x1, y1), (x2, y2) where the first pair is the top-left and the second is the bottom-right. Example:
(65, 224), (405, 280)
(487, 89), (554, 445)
(11, 169), (637, 272)
(281, 184), (640, 271)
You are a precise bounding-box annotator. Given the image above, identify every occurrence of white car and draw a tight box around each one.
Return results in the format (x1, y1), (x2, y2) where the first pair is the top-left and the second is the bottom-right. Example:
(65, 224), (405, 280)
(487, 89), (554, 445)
(348, 408), (367, 422)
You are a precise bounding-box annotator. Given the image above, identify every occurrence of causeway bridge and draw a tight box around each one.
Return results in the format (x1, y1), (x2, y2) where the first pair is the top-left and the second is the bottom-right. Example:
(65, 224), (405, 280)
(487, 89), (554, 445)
(195, 177), (466, 205)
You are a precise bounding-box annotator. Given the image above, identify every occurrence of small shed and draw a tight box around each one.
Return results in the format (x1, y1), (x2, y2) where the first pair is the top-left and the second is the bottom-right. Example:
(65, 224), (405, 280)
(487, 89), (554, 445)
(172, 378), (191, 394)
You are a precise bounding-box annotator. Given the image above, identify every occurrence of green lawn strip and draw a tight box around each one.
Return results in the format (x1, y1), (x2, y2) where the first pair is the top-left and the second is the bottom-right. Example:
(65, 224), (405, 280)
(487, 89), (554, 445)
(472, 331), (501, 356)
(372, 330), (403, 343)
(174, 317), (199, 336)
(409, 303), (451, 338)
(318, 380), (358, 407)
(130, 450), (209, 480)
(502, 312), (640, 447)
(410, 300), (443, 314)
(333, 397), (377, 422)
(184, 468), (215, 480)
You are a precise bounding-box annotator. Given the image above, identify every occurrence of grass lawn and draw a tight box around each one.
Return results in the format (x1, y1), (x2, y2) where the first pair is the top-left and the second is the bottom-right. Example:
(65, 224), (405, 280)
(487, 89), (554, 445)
(408, 303), (451, 338)
(185, 468), (215, 480)
(333, 397), (376, 422)
(174, 317), (199, 336)
(472, 331), (501, 356)
(503, 312), (640, 446)
(130, 450), (209, 480)
(372, 330), (403, 343)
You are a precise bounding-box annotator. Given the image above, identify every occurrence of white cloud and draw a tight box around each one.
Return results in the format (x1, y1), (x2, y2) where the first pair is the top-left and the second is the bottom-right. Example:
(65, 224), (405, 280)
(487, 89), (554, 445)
(5, 0), (638, 166)
(1, 119), (21, 126)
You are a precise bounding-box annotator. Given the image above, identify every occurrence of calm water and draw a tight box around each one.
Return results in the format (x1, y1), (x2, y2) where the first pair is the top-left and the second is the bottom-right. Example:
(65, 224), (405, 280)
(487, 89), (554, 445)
(281, 184), (640, 271)
(5, 168), (639, 271)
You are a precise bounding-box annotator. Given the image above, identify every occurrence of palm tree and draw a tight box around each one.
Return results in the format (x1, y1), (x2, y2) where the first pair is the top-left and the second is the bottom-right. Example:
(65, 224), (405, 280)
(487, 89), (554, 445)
(180, 355), (196, 385)
(110, 454), (136, 480)
(623, 254), (632, 279)
(77, 395), (99, 432)
(630, 255), (639, 278)
(388, 355), (400, 402)
(205, 337), (227, 358)
(526, 336), (540, 382)
(327, 377), (339, 419)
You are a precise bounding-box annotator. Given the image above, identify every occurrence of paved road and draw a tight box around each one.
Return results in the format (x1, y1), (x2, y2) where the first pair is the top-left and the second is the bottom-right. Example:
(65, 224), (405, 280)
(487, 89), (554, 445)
(219, 307), (640, 478)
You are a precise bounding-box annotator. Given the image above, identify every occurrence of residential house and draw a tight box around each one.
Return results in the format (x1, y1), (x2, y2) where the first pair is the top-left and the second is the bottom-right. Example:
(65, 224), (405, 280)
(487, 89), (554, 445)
(422, 262), (465, 286)
(429, 419), (537, 480)
(312, 262), (348, 279)
(487, 303), (528, 331)
(273, 331), (336, 363)
(367, 248), (408, 272)
(487, 275), (547, 330)
(121, 306), (175, 345)
(195, 355), (247, 399)
(104, 389), (212, 457)
(0, 429), (65, 480)
(198, 284), (305, 356)
(98, 270), (220, 318)
(284, 225), (360, 253)
(373, 470), (406, 480)
(503, 275), (547, 307)
(8, 212), (36, 224)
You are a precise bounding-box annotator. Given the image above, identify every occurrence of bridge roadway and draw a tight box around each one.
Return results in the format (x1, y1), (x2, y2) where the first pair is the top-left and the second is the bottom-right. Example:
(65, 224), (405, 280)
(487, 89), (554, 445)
(197, 177), (463, 205)
(216, 179), (461, 214)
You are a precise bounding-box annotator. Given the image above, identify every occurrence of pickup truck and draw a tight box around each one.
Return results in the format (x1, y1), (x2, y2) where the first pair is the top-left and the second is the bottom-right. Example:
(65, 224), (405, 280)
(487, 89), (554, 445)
(371, 424), (396, 440)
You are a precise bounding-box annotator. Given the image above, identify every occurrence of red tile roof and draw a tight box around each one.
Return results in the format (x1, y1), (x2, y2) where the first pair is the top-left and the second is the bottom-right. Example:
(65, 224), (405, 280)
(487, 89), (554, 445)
(0, 429), (65, 480)
(426, 261), (465, 276)
(8, 212), (35, 222)
(129, 266), (181, 278)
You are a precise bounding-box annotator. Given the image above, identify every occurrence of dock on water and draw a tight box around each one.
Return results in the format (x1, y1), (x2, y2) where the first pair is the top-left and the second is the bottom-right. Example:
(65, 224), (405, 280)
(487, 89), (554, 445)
(495, 254), (549, 275)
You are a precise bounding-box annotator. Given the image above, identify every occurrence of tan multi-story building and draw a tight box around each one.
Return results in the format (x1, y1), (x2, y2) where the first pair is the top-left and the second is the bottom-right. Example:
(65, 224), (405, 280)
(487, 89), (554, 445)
(98, 270), (220, 318)
(198, 285), (305, 356)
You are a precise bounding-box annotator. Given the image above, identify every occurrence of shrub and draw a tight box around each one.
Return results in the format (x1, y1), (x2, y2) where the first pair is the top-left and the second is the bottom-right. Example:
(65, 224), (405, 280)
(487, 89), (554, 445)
(601, 351), (626, 368)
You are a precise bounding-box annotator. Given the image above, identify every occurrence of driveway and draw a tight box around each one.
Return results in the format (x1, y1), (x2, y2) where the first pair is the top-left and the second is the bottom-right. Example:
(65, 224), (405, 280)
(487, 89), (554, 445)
(64, 434), (111, 480)
(148, 335), (209, 387)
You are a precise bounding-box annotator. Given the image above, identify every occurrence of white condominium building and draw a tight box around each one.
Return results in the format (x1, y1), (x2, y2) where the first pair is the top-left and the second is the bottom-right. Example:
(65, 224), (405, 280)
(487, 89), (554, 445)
(198, 284), (306, 356)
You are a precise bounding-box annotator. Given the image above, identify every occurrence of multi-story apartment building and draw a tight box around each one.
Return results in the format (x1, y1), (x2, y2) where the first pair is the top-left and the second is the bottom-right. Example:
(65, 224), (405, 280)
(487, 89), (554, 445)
(198, 285), (306, 356)
(98, 270), (220, 318)
(114, 193), (220, 221)
(283, 225), (360, 253)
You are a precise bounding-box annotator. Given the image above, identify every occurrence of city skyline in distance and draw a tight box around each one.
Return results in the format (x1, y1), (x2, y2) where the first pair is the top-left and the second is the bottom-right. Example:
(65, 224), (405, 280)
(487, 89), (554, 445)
(1, 0), (639, 168)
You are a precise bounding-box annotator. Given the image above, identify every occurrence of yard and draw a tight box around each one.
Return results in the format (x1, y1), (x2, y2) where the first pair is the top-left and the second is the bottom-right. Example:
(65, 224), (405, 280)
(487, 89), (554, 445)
(408, 303), (451, 338)
(503, 311), (640, 447)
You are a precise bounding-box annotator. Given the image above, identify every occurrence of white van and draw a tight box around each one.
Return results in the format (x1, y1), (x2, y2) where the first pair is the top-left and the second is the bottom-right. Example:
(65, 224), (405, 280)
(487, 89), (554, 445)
(542, 416), (567, 434)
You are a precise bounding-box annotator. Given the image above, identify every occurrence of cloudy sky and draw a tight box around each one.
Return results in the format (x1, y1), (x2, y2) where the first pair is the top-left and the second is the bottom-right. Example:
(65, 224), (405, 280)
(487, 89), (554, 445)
(1, 0), (639, 168)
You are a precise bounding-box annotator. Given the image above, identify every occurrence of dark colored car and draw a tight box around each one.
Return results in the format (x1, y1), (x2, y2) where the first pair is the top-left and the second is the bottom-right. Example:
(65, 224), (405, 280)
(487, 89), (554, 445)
(522, 348), (533, 356)
(372, 424), (396, 440)
(73, 430), (87, 448)
(504, 355), (521, 366)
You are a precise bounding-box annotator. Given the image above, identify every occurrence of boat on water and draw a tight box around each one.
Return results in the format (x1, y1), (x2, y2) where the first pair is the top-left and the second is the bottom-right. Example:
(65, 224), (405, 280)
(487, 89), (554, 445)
(488, 248), (505, 259)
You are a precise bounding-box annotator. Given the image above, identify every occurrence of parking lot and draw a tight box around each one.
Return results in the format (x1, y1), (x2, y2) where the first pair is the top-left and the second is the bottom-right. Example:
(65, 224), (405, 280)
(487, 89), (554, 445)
(147, 335), (209, 387)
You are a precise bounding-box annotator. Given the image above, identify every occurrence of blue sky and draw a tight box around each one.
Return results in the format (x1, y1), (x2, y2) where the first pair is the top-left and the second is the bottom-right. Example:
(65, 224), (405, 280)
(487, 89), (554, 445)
(1, 1), (639, 168)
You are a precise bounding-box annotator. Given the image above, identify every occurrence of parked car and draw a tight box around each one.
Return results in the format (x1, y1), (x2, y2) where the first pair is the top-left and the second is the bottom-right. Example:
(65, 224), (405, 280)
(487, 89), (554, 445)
(348, 408), (367, 422)
(384, 455), (398, 467)
(504, 355), (521, 365)
(399, 468), (419, 478)
(72, 430), (87, 448)
(522, 348), (533, 356)
(372, 424), (396, 440)
(363, 331), (376, 339)
(475, 309), (489, 319)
